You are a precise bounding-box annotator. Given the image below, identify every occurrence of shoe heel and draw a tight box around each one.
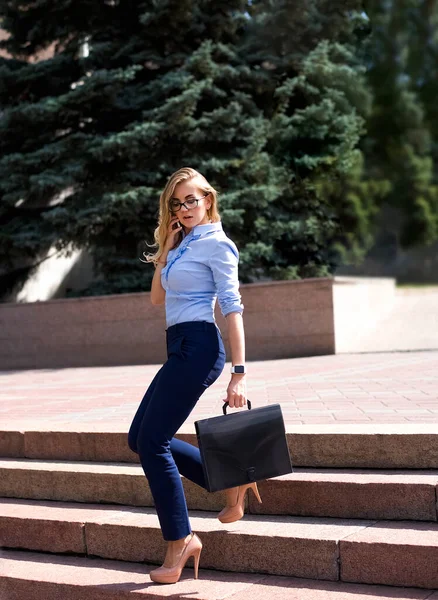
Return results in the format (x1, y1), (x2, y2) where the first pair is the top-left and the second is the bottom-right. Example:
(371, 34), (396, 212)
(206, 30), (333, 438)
(251, 482), (262, 504)
(193, 547), (202, 579)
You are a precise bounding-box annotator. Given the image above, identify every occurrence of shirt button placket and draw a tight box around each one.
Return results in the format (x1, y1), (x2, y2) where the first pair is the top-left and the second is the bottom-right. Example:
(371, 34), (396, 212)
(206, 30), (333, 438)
(165, 234), (200, 280)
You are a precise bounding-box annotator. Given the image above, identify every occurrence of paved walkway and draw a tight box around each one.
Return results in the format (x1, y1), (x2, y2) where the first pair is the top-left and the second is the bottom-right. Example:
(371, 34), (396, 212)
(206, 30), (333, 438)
(1, 351), (438, 429)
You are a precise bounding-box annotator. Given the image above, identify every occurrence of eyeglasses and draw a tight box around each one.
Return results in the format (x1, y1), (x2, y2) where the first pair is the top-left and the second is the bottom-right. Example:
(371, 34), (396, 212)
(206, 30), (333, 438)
(169, 193), (209, 212)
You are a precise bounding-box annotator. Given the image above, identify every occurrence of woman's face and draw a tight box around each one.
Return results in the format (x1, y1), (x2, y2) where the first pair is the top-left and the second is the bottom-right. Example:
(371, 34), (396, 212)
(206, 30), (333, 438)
(170, 179), (212, 232)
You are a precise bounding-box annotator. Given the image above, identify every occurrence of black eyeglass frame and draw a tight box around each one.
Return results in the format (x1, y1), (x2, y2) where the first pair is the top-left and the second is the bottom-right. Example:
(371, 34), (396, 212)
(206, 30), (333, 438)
(169, 192), (210, 212)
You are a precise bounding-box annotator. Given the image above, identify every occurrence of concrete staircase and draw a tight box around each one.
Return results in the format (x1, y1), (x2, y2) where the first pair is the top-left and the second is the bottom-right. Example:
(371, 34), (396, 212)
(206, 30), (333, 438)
(1, 427), (438, 599)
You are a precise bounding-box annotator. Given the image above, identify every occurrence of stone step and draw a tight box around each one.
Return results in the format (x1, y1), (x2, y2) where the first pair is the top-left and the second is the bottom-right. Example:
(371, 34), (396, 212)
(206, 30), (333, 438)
(1, 498), (438, 588)
(3, 424), (438, 468)
(1, 458), (437, 521)
(2, 548), (437, 600)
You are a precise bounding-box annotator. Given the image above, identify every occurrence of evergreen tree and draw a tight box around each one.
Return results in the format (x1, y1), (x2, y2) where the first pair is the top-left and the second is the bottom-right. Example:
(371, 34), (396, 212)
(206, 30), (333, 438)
(1, 0), (274, 298)
(0, 0), (378, 298)
(242, 0), (375, 276)
(362, 0), (438, 249)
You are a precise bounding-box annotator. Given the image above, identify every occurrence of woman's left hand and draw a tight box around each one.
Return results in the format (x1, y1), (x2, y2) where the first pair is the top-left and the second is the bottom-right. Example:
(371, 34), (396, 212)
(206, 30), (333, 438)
(223, 375), (247, 408)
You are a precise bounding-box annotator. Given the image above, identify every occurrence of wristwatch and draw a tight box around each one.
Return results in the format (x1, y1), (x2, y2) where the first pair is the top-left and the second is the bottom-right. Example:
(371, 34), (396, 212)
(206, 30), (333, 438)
(230, 364), (246, 374)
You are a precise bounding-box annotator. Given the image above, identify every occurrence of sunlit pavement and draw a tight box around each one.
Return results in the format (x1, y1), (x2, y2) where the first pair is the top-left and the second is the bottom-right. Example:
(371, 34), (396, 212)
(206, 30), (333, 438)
(2, 350), (438, 429)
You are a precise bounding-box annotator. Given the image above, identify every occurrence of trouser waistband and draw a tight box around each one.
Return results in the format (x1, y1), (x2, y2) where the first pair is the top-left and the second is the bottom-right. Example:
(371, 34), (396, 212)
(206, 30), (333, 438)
(166, 320), (218, 334)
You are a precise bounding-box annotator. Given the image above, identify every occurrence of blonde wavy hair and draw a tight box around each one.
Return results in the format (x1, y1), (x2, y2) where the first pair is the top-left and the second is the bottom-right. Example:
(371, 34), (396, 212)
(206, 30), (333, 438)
(141, 167), (221, 267)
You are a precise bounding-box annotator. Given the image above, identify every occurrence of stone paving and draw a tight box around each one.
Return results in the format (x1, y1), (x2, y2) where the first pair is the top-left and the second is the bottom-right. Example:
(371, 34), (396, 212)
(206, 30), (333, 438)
(1, 350), (438, 429)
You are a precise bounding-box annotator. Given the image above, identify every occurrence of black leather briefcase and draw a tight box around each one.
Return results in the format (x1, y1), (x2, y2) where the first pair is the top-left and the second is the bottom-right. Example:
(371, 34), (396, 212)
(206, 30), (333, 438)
(194, 400), (293, 493)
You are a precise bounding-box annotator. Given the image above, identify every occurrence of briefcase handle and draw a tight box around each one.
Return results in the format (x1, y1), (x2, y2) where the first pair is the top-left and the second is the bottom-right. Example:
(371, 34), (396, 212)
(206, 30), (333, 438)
(222, 399), (252, 415)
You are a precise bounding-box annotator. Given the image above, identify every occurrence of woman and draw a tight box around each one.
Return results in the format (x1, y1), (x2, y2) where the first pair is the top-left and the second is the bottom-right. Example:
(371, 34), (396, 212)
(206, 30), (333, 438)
(127, 167), (262, 585)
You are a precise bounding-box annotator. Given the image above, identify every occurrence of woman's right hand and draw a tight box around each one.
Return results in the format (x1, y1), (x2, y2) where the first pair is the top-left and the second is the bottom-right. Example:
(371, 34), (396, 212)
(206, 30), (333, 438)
(163, 216), (183, 253)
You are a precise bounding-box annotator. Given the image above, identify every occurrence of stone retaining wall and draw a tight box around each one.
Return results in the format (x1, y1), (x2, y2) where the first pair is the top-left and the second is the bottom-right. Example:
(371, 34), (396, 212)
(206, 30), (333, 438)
(0, 278), (335, 369)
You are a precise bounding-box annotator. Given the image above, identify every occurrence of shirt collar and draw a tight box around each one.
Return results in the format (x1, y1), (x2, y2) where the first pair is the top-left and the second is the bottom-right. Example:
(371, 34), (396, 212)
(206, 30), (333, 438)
(182, 220), (223, 239)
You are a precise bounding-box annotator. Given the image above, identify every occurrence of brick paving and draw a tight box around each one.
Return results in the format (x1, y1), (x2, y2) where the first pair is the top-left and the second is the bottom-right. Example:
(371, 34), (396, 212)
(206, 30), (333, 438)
(1, 350), (438, 429)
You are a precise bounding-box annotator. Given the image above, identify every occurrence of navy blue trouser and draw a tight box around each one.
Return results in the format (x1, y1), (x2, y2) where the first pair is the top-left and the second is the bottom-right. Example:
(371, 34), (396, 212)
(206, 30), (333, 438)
(127, 320), (226, 541)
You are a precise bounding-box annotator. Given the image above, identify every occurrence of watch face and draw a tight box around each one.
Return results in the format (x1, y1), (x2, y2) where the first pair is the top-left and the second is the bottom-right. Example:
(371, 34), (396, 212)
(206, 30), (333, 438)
(234, 365), (245, 374)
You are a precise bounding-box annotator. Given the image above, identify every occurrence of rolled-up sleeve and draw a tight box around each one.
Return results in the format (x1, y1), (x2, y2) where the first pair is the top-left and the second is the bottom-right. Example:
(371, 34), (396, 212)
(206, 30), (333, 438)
(209, 239), (244, 317)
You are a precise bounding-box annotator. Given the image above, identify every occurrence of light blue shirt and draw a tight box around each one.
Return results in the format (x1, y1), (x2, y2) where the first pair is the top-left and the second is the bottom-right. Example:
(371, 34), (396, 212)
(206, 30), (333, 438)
(161, 220), (244, 328)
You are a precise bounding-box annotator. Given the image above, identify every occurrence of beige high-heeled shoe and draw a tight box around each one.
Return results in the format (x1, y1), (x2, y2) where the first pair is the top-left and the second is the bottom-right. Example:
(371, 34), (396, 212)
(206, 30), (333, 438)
(217, 482), (262, 523)
(149, 532), (203, 584)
